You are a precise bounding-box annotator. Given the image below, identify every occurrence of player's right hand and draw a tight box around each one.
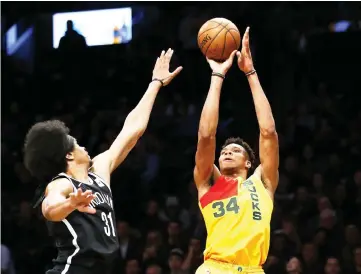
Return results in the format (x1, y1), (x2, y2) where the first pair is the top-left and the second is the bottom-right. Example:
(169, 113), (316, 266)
(206, 50), (237, 76)
(68, 188), (96, 214)
(152, 48), (183, 86)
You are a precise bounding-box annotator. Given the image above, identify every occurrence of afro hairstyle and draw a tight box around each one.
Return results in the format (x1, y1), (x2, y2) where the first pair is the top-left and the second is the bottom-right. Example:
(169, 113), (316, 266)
(24, 120), (75, 181)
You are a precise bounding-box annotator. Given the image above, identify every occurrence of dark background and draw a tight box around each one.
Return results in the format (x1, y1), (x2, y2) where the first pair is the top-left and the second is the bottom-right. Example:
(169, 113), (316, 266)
(2, 2), (361, 274)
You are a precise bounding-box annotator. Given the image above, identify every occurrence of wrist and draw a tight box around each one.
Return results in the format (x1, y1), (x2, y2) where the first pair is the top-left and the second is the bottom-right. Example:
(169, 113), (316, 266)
(211, 72), (225, 80)
(245, 68), (256, 77)
(150, 79), (163, 89)
(66, 199), (77, 211)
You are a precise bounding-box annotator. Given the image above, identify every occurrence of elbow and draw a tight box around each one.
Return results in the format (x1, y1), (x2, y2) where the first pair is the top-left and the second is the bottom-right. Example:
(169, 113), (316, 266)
(43, 207), (64, 222)
(43, 210), (63, 222)
(198, 125), (216, 140)
(198, 131), (216, 141)
(124, 114), (146, 138)
(260, 126), (277, 138)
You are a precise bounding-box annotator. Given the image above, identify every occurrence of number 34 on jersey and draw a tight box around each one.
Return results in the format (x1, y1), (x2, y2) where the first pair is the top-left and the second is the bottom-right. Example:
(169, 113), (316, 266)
(211, 196), (262, 221)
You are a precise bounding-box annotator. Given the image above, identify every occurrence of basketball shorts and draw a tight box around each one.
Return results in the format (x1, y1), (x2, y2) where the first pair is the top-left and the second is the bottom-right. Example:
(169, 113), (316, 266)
(196, 259), (264, 274)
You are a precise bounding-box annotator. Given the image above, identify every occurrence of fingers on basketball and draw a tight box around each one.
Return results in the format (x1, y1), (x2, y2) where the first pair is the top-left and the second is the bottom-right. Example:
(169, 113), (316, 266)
(227, 50), (237, 62)
(198, 18), (241, 61)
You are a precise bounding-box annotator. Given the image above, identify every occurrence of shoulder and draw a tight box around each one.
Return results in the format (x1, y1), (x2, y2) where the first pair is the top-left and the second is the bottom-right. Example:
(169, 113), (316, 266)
(45, 177), (74, 196)
(252, 165), (262, 180)
(90, 151), (111, 185)
(194, 165), (221, 198)
(252, 165), (278, 197)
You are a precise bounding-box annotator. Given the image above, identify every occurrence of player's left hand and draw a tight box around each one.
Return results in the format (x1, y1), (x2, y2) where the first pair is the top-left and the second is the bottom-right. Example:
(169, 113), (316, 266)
(207, 50), (237, 75)
(236, 27), (255, 73)
(152, 48), (183, 86)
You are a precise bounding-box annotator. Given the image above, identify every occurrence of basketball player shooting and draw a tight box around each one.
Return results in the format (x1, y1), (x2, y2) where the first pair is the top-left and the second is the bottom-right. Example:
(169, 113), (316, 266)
(23, 49), (182, 274)
(194, 27), (279, 274)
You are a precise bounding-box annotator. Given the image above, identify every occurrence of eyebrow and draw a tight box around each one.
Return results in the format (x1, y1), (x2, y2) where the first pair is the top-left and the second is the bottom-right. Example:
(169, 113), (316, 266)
(222, 146), (243, 151)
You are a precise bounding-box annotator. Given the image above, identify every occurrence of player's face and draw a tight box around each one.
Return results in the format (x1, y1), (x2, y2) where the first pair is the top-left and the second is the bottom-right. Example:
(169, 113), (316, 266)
(66, 137), (91, 166)
(219, 144), (250, 173)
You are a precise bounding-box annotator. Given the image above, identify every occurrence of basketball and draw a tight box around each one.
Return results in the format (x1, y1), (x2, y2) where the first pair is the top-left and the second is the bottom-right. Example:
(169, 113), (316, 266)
(198, 18), (241, 61)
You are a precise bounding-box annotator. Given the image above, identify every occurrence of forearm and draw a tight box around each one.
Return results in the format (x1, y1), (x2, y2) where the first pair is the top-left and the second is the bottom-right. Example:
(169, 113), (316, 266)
(43, 197), (75, 222)
(198, 76), (224, 137)
(182, 250), (193, 271)
(247, 73), (276, 134)
(123, 81), (161, 135)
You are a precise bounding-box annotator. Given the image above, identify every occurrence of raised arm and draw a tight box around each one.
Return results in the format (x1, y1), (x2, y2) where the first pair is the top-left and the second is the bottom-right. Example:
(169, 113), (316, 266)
(194, 51), (236, 195)
(237, 27), (279, 194)
(92, 49), (182, 184)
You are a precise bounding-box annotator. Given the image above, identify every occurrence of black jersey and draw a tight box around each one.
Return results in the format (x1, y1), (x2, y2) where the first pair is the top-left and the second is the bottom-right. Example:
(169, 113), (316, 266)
(46, 172), (119, 274)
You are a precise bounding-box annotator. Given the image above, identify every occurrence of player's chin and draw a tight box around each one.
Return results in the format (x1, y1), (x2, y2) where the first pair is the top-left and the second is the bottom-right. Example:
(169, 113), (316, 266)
(222, 161), (237, 168)
(221, 165), (237, 173)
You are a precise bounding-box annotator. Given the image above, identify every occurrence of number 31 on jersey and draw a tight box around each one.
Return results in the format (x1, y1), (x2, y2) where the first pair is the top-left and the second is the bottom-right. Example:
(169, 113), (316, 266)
(101, 212), (116, 237)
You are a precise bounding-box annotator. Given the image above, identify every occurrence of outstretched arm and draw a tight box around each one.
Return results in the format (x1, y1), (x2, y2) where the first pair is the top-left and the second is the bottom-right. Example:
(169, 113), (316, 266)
(194, 51), (236, 196)
(237, 27), (279, 194)
(42, 178), (95, 222)
(93, 49), (182, 185)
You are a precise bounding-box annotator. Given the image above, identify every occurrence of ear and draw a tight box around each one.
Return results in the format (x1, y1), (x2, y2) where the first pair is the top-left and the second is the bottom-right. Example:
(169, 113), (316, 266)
(66, 152), (74, 161)
(246, 160), (251, 169)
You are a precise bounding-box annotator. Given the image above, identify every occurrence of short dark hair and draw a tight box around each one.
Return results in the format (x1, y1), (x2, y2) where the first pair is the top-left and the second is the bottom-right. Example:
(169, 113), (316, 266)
(24, 120), (74, 181)
(222, 137), (256, 167)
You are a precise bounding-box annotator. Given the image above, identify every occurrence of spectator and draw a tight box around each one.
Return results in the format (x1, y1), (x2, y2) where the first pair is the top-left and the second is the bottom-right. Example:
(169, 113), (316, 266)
(346, 246), (361, 274)
(342, 225), (361, 266)
(58, 20), (87, 52)
(140, 200), (165, 234)
(168, 248), (189, 274)
(113, 220), (141, 273)
(1, 244), (16, 274)
(285, 256), (302, 274)
(324, 257), (342, 274)
(301, 242), (323, 274)
(159, 197), (190, 230)
(125, 258), (141, 274)
(146, 264), (163, 274)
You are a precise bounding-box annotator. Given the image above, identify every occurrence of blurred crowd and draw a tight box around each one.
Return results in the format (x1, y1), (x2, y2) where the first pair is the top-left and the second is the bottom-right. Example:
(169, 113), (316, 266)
(2, 3), (361, 274)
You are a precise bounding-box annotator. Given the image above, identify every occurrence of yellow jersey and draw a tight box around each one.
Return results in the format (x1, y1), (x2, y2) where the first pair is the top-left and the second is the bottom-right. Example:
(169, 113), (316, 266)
(199, 173), (273, 266)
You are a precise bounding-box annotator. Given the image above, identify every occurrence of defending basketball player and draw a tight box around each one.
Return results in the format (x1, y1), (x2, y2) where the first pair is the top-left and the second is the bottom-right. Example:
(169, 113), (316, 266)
(194, 27), (279, 274)
(24, 49), (182, 274)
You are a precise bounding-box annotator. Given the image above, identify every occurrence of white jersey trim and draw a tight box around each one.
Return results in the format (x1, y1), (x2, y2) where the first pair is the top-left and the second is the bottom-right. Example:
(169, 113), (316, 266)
(56, 173), (77, 192)
(61, 219), (80, 274)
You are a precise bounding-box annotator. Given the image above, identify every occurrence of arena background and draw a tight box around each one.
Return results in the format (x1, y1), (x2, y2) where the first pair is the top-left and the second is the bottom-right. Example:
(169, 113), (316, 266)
(2, 2), (361, 274)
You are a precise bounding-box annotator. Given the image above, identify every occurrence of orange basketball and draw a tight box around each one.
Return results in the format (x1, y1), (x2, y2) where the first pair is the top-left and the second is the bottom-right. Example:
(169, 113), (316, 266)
(198, 18), (241, 61)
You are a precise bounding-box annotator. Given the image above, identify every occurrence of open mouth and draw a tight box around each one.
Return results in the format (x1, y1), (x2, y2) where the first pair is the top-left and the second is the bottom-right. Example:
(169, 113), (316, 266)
(224, 158), (233, 162)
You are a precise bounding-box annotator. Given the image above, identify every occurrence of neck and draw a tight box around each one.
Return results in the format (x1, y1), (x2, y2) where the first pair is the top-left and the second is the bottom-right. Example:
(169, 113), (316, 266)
(222, 168), (248, 179)
(66, 163), (89, 183)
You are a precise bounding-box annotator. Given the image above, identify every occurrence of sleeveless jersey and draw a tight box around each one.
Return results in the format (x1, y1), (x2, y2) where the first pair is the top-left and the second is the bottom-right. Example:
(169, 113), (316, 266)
(46, 172), (119, 273)
(199, 173), (273, 266)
